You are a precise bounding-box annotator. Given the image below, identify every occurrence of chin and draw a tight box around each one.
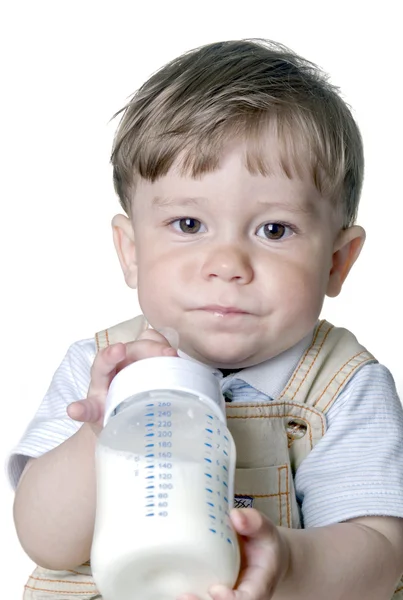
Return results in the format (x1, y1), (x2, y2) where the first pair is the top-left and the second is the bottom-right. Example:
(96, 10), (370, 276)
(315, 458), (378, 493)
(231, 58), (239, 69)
(189, 344), (259, 369)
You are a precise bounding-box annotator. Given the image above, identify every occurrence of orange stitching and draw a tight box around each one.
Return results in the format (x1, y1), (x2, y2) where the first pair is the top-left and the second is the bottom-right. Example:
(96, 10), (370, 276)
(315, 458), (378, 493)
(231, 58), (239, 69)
(278, 320), (327, 399)
(95, 332), (100, 353)
(286, 464), (291, 528)
(321, 355), (373, 413)
(228, 414), (315, 444)
(277, 465), (291, 527)
(278, 467), (282, 526)
(24, 584), (97, 594)
(278, 321), (325, 399)
(27, 574), (95, 586)
(291, 323), (333, 401)
(227, 401), (322, 415)
(314, 351), (367, 407)
(105, 328), (110, 347)
(228, 412), (315, 418)
(227, 405), (325, 437)
(238, 492), (288, 498)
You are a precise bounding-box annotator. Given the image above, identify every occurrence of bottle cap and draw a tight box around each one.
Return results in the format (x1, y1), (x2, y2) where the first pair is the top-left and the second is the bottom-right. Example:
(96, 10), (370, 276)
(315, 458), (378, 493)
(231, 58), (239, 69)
(104, 356), (225, 426)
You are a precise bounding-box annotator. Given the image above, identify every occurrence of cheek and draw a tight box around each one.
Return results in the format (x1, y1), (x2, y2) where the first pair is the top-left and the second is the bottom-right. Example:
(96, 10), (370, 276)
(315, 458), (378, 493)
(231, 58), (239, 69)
(136, 251), (183, 326)
(266, 255), (330, 316)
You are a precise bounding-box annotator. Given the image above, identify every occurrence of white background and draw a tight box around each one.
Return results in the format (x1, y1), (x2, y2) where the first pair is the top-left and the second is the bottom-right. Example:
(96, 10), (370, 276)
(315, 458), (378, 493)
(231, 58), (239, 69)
(1, 0), (402, 595)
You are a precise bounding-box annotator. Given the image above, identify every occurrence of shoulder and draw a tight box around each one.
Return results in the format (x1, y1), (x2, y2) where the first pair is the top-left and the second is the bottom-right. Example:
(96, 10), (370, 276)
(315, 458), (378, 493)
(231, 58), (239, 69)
(37, 337), (97, 407)
(327, 361), (401, 422)
(65, 337), (97, 364)
(59, 337), (97, 381)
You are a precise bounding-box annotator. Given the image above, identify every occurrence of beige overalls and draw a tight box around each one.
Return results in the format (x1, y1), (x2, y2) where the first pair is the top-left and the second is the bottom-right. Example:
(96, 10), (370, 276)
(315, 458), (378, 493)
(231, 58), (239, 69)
(23, 318), (403, 599)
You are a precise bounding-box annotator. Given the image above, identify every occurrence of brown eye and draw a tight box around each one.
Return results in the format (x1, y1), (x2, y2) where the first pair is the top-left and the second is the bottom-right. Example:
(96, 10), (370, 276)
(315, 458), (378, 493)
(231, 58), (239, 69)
(177, 218), (203, 233)
(257, 222), (294, 241)
(263, 223), (285, 239)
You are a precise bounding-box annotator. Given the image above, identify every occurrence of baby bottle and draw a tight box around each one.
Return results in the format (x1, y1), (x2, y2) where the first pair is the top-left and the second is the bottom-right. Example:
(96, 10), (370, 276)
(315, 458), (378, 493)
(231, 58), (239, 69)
(91, 356), (240, 600)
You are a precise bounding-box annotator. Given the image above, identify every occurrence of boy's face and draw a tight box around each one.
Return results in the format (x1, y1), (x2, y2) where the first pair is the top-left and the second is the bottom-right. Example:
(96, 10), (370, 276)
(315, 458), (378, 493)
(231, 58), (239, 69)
(114, 139), (364, 368)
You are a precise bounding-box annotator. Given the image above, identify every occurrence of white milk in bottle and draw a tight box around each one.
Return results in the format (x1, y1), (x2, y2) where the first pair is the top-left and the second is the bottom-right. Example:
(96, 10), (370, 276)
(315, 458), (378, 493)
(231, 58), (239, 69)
(91, 356), (240, 600)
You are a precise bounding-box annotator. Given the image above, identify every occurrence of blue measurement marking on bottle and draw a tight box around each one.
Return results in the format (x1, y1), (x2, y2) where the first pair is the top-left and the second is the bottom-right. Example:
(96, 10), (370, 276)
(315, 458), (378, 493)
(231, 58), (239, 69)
(145, 433), (155, 437)
(204, 442), (212, 448)
(227, 538), (232, 544)
(146, 475), (155, 479)
(209, 529), (216, 534)
(145, 413), (154, 417)
(224, 496), (228, 503)
(204, 458), (212, 463)
(205, 488), (213, 493)
(207, 501), (214, 507)
(205, 428), (213, 433)
(223, 435), (229, 441)
(223, 450), (228, 456)
(146, 404), (154, 407)
(145, 443), (154, 448)
(222, 465), (228, 472)
(209, 514), (216, 519)
(145, 464), (155, 469)
(146, 495), (154, 499)
(145, 423), (154, 427)
(146, 513), (155, 517)
(146, 453), (155, 458)
(146, 503), (155, 508)
(206, 414), (213, 419)
(205, 472), (212, 478)
(223, 481), (228, 488)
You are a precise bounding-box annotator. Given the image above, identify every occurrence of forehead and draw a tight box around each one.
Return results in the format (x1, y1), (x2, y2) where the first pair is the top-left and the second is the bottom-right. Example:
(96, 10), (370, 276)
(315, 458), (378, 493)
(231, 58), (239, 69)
(132, 137), (326, 213)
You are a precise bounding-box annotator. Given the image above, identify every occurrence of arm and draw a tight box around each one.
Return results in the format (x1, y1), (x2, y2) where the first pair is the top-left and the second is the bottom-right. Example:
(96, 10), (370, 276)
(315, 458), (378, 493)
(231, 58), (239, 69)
(206, 510), (403, 600)
(13, 423), (97, 570)
(13, 331), (177, 570)
(277, 515), (403, 599)
(205, 366), (403, 600)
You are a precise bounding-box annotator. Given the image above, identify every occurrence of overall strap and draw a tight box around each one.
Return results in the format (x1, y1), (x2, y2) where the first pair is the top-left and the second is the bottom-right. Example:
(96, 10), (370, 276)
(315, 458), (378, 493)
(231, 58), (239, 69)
(278, 320), (377, 414)
(95, 315), (148, 351)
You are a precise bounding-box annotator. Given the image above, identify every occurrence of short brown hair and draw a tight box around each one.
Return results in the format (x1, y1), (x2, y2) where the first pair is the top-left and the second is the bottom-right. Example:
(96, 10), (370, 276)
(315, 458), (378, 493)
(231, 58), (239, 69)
(111, 39), (364, 228)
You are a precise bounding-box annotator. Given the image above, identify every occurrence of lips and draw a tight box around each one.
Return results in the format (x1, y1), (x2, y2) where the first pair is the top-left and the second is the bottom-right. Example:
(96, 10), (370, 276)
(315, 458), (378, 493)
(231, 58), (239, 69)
(198, 305), (249, 315)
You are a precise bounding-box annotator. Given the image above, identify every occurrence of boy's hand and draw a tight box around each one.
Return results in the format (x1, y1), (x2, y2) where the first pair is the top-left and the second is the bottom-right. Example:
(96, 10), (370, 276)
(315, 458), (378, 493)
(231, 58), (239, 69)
(66, 329), (177, 430)
(180, 509), (290, 600)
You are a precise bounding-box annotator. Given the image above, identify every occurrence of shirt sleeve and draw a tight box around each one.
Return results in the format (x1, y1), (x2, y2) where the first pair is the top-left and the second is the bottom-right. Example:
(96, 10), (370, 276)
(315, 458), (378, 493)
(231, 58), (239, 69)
(295, 362), (403, 527)
(6, 338), (96, 489)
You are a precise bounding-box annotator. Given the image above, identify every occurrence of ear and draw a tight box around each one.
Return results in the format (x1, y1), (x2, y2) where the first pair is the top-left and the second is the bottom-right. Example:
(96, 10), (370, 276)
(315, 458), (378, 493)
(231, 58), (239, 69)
(112, 214), (138, 289)
(326, 225), (366, 298)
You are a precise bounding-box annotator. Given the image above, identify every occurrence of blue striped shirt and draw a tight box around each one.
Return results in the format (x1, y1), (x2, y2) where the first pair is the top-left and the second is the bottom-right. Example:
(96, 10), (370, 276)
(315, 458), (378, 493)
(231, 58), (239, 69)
(220, 365), (403, 527)
(7, 329), (403, 528)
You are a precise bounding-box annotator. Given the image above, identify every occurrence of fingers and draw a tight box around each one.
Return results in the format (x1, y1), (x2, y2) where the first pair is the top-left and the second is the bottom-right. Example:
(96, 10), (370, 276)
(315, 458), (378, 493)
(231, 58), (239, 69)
(88, 343), (127, 398)
(208, 585), (236, 600)
(67, 343), (127, 427)
(208, 510), (286, 600)
(118, 334), (178, 370)
(67, 329), (178, 428)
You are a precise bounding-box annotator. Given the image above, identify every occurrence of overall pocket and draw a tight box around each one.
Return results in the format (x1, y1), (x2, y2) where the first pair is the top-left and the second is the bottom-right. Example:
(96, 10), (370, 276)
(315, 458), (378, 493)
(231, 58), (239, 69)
(234, 464), (296, 528)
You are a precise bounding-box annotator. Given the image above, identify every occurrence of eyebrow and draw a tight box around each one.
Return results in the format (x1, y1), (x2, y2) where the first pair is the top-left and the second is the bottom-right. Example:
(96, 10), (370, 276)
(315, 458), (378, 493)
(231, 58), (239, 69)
(257, 199), (319, 216)
(152, 196), (206, 208)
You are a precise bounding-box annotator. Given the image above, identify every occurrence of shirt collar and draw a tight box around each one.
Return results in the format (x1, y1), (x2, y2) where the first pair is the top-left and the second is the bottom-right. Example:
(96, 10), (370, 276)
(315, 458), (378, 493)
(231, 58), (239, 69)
(178, 326), (315, 399)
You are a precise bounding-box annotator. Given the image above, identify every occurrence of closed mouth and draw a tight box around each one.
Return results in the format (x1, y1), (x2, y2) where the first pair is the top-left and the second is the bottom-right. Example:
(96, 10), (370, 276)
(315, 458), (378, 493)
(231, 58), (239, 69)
(198, 305), (249, 316)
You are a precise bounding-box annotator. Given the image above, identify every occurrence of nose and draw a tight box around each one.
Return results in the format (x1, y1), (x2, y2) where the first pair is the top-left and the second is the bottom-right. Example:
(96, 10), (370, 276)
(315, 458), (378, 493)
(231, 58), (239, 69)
(201, 245), (253, 284)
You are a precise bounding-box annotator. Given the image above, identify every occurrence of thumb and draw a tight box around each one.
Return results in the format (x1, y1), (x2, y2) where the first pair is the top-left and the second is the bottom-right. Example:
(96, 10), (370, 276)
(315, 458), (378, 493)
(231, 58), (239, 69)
(67, 397), (104, 428)
(230, 508), (277, 541)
